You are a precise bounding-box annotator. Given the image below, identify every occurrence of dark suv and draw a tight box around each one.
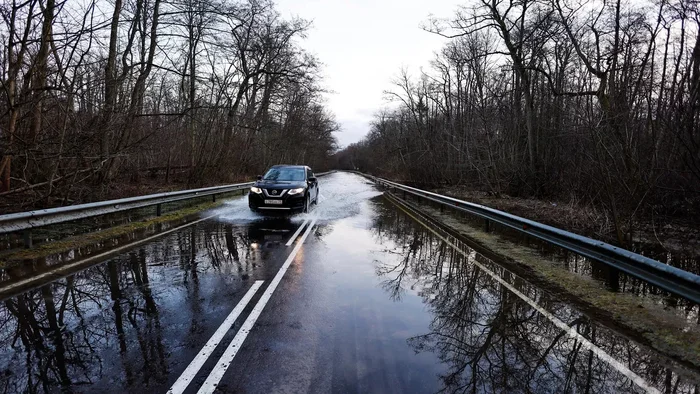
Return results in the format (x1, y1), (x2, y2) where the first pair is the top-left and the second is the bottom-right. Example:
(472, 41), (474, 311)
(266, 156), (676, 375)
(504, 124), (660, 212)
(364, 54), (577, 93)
(248, 165), (319, 214)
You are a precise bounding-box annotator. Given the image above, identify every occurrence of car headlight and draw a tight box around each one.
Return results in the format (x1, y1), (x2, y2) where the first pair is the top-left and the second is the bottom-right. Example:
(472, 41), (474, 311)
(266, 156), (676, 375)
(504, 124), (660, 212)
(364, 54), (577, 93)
(250, 186), (262, 194)
(287, 187), (305, 195)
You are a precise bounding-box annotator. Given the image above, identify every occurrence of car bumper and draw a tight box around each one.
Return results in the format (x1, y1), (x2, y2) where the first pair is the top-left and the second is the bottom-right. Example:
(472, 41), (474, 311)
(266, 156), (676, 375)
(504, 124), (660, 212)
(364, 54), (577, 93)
(248, 192), (305, 213)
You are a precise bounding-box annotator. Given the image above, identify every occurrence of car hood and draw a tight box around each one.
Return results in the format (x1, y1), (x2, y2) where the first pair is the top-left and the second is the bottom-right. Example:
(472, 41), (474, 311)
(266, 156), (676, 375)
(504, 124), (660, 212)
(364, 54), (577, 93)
(254, 180), (306, 189)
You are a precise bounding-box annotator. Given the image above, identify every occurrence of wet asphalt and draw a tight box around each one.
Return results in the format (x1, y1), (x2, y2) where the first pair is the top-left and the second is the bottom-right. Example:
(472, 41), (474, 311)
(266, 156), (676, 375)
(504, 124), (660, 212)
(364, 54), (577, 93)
(0, 173), (698, 394)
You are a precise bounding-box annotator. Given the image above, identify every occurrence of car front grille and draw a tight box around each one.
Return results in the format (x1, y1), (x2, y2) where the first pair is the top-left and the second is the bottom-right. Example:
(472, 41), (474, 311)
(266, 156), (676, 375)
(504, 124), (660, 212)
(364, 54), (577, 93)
(263, 189), (287, 198)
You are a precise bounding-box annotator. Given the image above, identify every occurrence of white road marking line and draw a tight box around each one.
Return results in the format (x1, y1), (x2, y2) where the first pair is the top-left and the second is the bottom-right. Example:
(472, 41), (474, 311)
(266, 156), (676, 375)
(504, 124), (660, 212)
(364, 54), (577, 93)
(167, 280), (265, 394)
(285, 219), (309, 246)
(196, 219), (317, 394)
(0, 214), (218, 297)
(394, 202), (661, 394)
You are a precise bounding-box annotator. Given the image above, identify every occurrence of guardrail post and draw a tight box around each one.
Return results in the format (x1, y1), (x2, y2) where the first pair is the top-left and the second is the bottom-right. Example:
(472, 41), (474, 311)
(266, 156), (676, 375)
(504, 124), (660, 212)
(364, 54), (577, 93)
(592, 261), (620, 292)
(23, 230), (32, 249)
(212, 193), (217, 202)
(607, 267), (620, 292)
(156, 204), (162, 217)
(484, 218), (491, 233)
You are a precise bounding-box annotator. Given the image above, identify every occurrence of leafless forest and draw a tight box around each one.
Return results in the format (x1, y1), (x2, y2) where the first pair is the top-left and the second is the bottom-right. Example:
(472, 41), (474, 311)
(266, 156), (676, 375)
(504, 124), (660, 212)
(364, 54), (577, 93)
(336, 0), (700, 245)
(0, 0), (337, 212)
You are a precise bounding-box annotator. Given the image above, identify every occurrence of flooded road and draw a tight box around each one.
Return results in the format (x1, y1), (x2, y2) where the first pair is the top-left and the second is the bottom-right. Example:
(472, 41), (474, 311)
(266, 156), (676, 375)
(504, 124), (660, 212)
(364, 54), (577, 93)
(0, 173), (698, 393)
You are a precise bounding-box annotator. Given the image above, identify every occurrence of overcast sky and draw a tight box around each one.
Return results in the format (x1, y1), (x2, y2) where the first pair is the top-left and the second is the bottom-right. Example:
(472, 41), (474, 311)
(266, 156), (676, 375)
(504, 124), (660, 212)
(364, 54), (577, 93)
(274, 0), (462, 148)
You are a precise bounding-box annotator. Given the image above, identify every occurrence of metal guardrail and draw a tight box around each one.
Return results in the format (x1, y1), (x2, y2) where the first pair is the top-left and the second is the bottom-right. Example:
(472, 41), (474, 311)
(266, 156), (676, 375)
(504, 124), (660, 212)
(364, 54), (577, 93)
(0, 171), (334, 244)
(0, 182), (253, 237)
(365, 174), (700, 304)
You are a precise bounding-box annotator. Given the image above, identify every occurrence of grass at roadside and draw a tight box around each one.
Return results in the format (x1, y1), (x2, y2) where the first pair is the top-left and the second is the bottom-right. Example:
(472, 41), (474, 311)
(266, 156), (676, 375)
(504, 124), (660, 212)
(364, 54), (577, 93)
(0, 199), (225, 268)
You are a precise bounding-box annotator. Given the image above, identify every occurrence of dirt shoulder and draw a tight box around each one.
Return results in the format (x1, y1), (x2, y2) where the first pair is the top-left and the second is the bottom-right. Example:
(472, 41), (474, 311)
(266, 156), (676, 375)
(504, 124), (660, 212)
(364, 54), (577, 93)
(433, 186), (700, 258)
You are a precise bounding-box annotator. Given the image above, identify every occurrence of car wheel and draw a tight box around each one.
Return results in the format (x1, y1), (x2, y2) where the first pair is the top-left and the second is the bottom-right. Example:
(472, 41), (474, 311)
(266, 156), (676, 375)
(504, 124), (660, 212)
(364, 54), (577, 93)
(313, 189), (319, 204)
(303, 195), (310, 213)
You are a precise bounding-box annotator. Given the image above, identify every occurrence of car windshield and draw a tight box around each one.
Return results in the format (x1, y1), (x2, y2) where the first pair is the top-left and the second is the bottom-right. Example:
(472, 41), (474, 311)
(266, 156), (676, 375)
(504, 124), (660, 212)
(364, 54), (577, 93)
(263, 167), (305, 181)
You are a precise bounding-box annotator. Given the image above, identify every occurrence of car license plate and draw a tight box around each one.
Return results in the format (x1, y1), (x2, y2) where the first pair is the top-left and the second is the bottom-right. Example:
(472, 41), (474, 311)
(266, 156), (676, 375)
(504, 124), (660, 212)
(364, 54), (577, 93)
(264, 199), (283, 205)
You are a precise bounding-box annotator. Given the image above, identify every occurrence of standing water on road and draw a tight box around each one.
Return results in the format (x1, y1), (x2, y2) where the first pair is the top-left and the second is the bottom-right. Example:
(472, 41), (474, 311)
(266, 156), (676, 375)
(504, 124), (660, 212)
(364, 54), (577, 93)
(0, 173), (697, 393)
(215, 172), (383, 224)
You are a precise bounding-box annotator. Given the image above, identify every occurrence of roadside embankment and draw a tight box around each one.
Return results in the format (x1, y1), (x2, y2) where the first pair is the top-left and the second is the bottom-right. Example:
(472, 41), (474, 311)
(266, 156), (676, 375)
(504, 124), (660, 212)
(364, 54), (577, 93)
(384, 191), (700, 377)
(433, 187), (700, 259)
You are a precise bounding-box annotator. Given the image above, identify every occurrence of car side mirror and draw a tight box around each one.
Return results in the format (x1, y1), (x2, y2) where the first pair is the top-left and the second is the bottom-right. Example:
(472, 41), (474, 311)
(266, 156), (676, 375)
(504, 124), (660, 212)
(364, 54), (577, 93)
(308, 177), (317, 183)
(256, 175), (262, 181)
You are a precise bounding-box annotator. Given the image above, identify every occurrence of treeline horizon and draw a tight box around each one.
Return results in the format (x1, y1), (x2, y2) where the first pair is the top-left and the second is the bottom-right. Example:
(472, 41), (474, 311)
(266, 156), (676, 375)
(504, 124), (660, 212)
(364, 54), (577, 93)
(0, 0), (337, 212)
(335, 0), (700, 245)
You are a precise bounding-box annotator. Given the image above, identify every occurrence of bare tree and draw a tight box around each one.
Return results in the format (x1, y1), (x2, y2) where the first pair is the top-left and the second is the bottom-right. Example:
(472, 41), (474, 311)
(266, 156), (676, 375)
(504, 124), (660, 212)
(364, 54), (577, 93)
(0, 0), (337, 212)
(337, 0), (700, 246)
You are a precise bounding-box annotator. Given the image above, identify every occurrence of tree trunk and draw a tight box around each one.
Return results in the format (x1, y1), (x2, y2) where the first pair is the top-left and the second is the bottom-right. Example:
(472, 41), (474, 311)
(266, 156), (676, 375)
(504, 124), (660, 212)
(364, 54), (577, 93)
(102, 0), (123, 181)
(28, 0), (55, 144)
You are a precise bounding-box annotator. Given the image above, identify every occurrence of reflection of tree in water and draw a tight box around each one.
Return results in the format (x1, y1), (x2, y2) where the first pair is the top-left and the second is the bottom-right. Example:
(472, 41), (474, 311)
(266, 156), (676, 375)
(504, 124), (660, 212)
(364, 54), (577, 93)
(2, 258), (101, 392)
(371, 208), (697, 393)
(0, 222), (262, 393)
(374, 206), (449, 302)
(0, 251), (170, 392)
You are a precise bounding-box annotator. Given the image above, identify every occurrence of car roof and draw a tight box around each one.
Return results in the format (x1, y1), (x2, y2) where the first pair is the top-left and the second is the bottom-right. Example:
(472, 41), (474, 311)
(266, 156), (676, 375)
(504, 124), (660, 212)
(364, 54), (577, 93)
(269, 164), (308, 169)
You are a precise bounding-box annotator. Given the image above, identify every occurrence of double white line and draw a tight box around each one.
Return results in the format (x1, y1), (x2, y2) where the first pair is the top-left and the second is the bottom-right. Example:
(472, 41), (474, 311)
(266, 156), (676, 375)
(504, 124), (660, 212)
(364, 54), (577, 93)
(285, 218), (310, 246)
(169, 218), (317, 394)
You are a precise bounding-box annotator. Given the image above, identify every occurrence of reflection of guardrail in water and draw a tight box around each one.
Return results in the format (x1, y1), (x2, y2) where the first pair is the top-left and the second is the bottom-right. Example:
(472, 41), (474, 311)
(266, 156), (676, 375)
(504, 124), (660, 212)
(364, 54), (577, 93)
(362, 173), (700, 304)
(0, 171), (334, 247)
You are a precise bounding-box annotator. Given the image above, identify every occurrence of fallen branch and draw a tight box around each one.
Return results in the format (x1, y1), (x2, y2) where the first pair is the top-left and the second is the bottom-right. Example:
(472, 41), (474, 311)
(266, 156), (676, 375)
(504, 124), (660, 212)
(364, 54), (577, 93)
(0, 167), (96, 197)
